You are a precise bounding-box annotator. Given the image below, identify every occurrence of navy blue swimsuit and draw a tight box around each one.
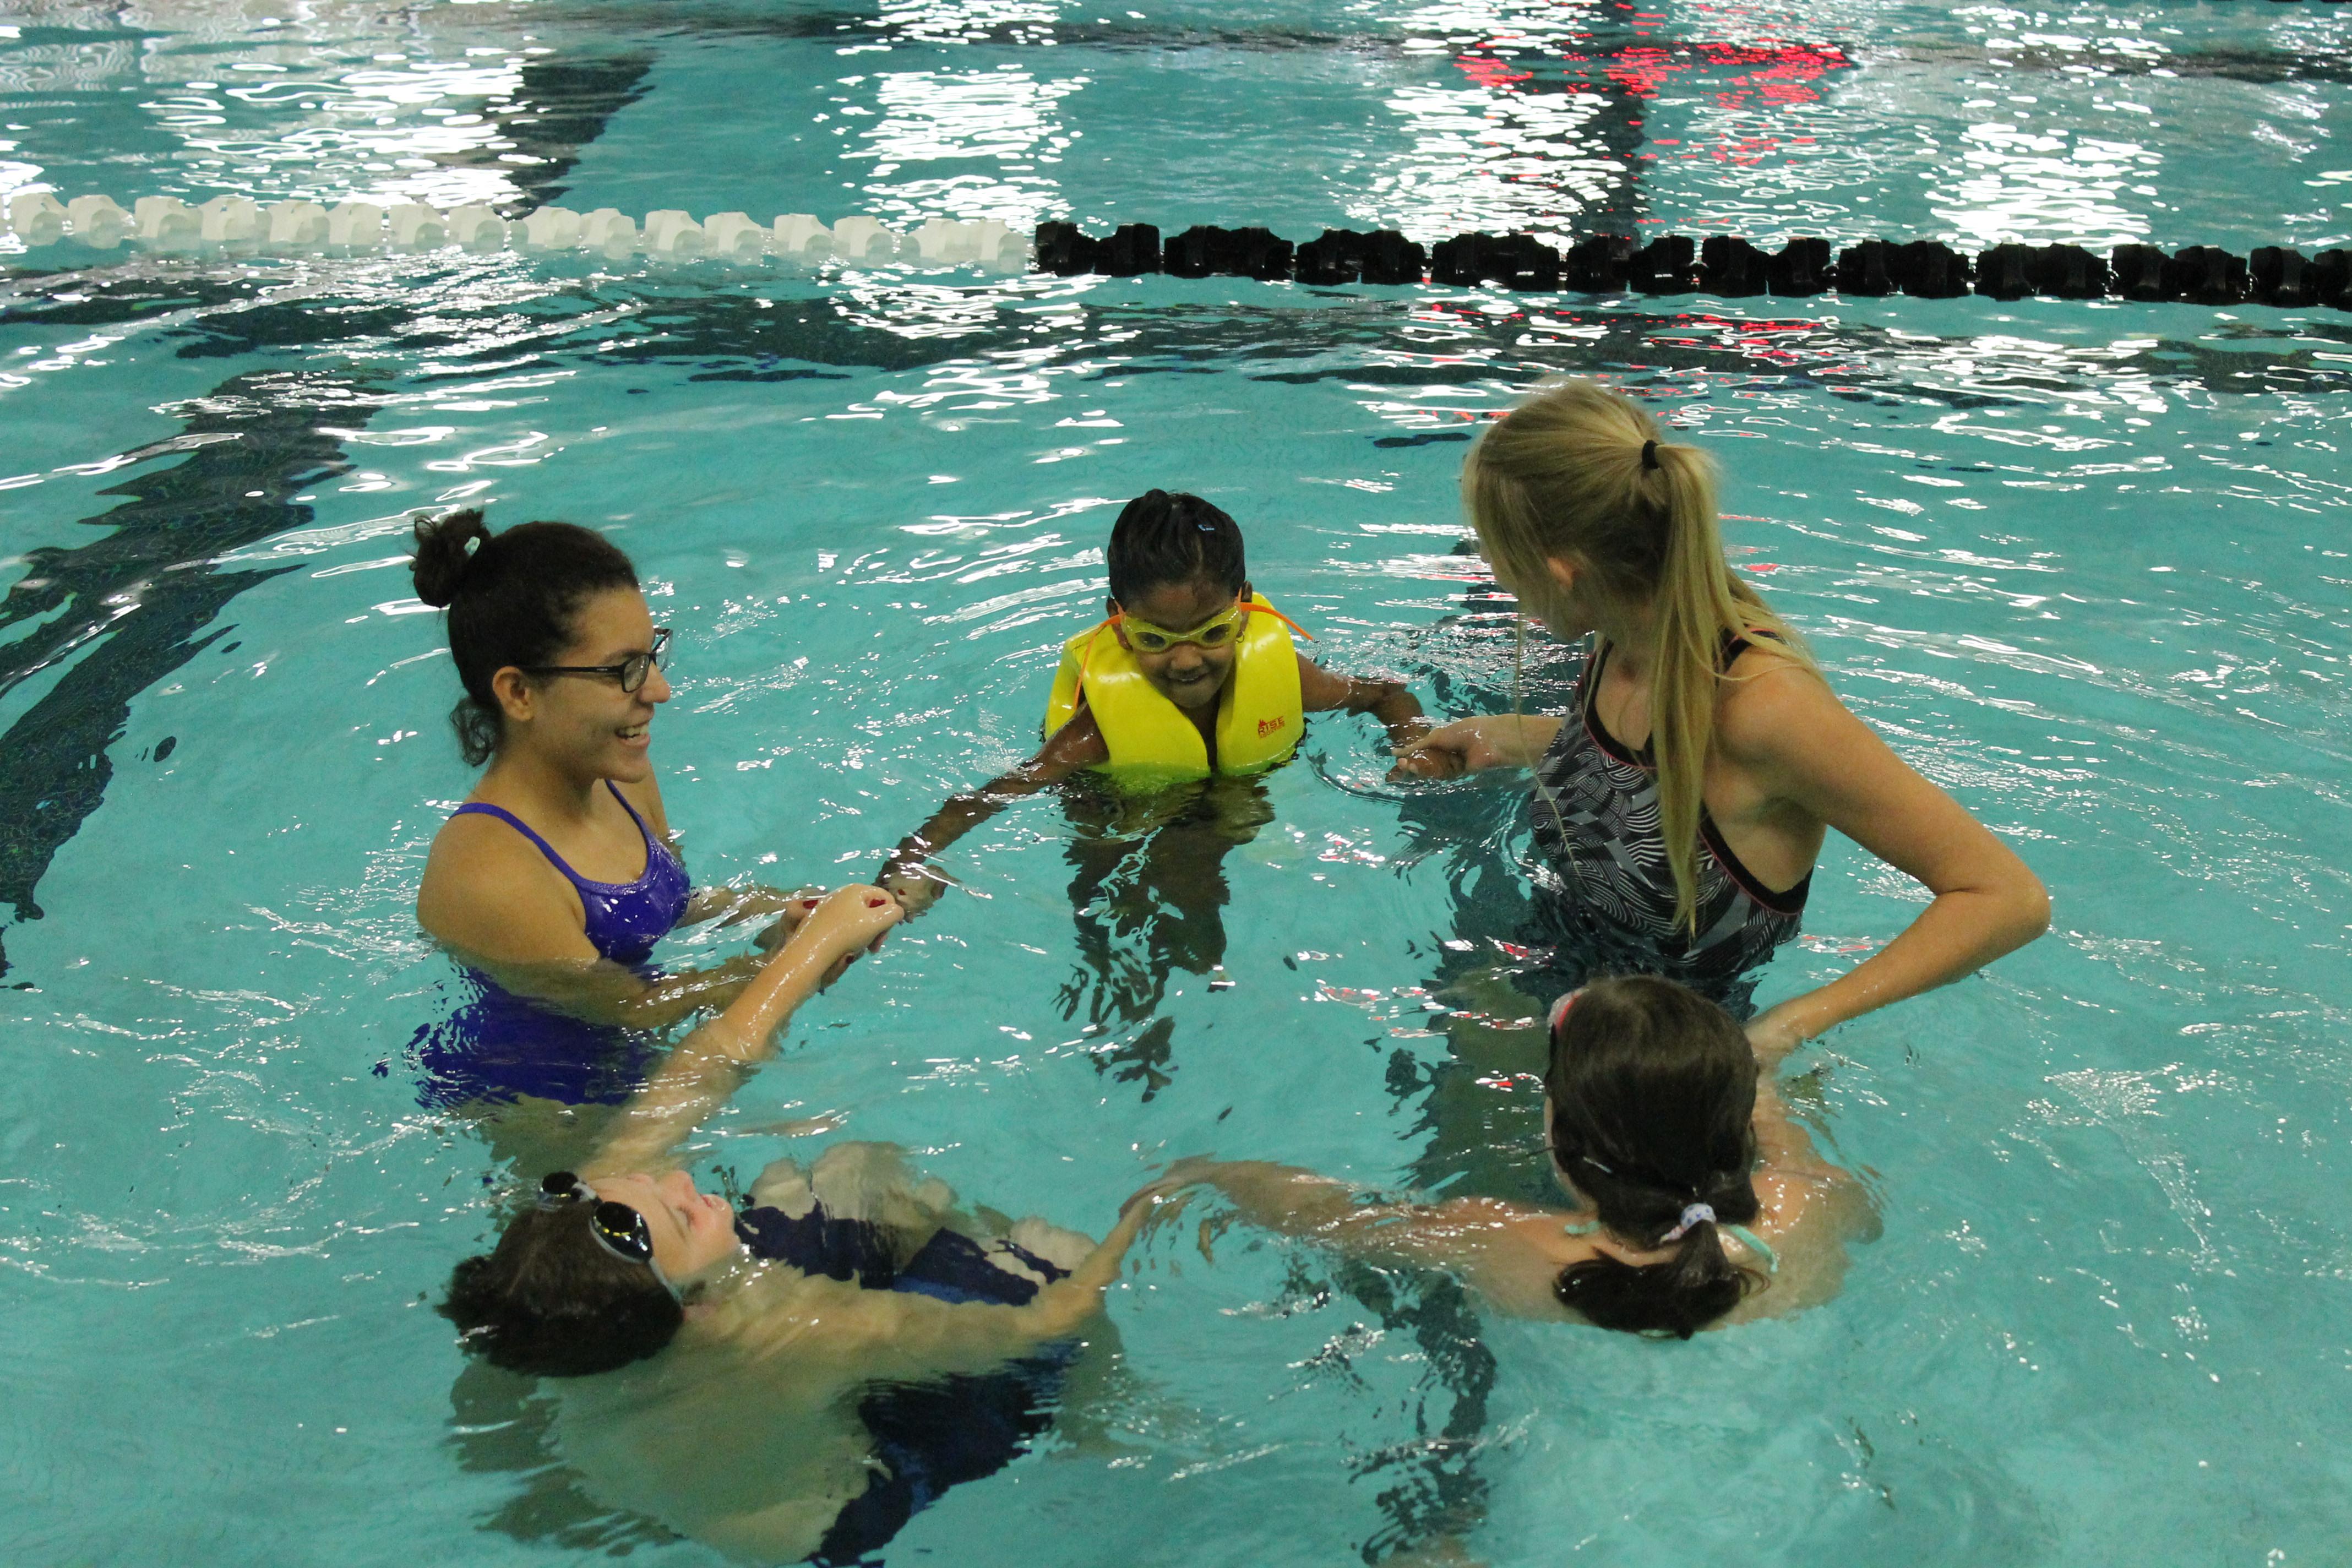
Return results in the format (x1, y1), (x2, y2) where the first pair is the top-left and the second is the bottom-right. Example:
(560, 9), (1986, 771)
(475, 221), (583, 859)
(732, 1200), (1076, 1567)
(411, 781), (692, 1107)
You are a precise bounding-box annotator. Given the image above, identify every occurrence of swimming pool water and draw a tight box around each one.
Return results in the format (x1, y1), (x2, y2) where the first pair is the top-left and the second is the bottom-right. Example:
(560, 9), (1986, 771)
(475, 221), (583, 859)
(4, 3), (2351, 1565)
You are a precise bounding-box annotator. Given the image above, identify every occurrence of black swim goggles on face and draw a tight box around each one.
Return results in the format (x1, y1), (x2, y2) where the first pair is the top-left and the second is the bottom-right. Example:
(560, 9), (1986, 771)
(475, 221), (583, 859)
(538, 1171), (657, 1267)
(521, 627), (671, 694)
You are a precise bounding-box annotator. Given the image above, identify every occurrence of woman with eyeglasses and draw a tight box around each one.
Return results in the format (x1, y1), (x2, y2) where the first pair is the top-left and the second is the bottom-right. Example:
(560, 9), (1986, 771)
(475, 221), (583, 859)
(407, 509), (821, 1110)
(443, 881), (1164, 1566)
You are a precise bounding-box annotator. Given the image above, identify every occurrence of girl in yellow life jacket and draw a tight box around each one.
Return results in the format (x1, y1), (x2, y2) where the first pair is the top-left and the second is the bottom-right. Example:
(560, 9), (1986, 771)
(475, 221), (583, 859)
(1041, 589), (1306, 789)
(876, 489), (1433, 914)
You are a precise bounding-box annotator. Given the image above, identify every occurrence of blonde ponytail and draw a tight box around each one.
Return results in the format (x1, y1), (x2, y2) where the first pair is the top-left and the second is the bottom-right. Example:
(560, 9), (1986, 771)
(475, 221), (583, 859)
(1463, 379), (1811, 933)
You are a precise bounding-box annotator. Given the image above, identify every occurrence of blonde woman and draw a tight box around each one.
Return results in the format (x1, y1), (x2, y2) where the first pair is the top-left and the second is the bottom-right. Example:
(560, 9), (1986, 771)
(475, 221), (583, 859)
(1401, 378), (2048, 1053)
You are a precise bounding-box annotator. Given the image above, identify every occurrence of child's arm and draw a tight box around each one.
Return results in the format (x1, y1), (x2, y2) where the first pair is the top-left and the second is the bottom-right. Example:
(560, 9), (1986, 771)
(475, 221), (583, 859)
(1297, 656), (1431, 754)
(875, 710), (1109, 913)
(583, 885), (900, 1178)
(1161, 1160), (1570, 1319)
(829, 1185), (1157, 1378)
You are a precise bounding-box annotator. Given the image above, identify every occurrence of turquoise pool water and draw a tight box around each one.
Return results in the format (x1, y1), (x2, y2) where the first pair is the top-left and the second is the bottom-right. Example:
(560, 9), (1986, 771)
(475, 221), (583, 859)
(4, 3), (2351, 1564)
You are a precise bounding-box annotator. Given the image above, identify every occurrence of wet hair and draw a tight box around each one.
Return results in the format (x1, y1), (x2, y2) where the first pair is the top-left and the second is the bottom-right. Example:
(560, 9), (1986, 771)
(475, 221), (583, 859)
(1464, 379), (1815, 932)
(1544, 975), (1765, 1339)
(409, 509), (640, 766)
(439, 1199), (684, 1377)
(1104, 489), (1246, 606)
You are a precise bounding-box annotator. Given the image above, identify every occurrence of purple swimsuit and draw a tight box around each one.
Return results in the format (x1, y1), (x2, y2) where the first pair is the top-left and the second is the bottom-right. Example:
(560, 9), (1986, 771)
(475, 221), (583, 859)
(409, 781), (692, 1106)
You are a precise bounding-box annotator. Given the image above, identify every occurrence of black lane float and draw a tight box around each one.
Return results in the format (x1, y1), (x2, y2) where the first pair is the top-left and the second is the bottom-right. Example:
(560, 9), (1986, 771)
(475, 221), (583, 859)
(1033, 221), (2352, 309)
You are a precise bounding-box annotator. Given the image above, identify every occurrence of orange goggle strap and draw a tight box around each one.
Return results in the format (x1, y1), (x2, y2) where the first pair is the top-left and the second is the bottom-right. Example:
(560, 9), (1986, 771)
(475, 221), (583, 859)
(1071, 616), (1117, 708)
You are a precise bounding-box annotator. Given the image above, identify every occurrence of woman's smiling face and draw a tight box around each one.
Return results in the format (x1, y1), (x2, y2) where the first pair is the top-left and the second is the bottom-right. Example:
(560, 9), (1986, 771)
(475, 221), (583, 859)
(505, 586), (671, 781)
(591, 1169), (740, 1279)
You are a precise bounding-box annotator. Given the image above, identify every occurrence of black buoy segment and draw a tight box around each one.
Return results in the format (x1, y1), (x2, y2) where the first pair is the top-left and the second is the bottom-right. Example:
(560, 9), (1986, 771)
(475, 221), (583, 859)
(1164, 225), (1293, 281)
(1769, 237), (1833, 296)
(1097, 223), (1161, 276)
(1700, 236), (1770, 297)
(1431, 231), (1562, 290)
(1565, 233), (1636, 291)
(1630, 235), (1702, 294)
(1027, 222), (2336, 313)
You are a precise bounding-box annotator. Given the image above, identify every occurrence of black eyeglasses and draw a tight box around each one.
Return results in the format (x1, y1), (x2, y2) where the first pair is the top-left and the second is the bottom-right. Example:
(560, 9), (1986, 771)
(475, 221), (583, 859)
(521, 627), (670, 694)
(539, 1170), (655, 1266)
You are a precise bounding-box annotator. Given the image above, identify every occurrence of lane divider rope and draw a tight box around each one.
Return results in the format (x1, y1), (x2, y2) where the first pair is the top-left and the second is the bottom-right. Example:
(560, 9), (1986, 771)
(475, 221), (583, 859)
(5, 193), (2344, 308)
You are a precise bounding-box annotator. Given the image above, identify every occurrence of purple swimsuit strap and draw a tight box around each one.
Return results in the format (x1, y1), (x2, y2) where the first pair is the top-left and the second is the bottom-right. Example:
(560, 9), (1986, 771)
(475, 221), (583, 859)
(450, 780), (657, 890)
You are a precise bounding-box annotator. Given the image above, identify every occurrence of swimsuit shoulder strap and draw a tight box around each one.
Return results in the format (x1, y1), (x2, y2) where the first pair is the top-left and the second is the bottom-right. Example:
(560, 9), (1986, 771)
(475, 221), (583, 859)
(602, 779), (669, 861)
(1721, 1223), (1781, 1275)
(449, 801), (587, 884)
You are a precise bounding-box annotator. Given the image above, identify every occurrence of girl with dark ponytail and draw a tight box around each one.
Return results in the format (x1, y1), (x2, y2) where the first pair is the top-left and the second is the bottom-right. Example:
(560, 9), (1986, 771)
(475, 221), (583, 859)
(407, 510), (826, 1109)
(1151, 976), (1870, 1338)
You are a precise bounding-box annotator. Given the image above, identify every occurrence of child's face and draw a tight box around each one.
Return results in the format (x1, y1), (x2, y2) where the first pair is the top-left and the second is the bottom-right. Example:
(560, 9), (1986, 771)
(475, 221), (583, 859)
(1111, 577), (1247, 712)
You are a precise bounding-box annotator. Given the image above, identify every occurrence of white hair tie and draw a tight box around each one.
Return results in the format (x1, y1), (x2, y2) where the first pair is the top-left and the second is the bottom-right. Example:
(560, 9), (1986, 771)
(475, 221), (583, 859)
(1660, 1203), (1715, 1243)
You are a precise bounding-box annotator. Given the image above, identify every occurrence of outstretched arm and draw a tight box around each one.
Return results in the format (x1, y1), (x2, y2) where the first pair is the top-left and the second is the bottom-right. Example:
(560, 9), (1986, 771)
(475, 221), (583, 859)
(1155, 1160), (1571, 1319)
(875, 710), (1109, 913)
(1389, 712), (1564, 779)
(839, 1184), (1159, 1379)
(584, 885), (900, 1178)
(1297, 656), (1432, 754)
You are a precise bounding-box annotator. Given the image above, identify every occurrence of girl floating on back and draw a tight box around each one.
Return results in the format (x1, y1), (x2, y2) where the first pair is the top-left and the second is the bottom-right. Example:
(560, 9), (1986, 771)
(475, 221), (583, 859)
(442, 882), (1162, 1563)
(1401, 379), (2048, 1048)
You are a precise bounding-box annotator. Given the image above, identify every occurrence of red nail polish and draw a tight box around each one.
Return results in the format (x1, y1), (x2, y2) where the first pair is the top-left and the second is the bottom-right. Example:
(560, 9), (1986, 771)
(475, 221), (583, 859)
(866, 897), (886, 907)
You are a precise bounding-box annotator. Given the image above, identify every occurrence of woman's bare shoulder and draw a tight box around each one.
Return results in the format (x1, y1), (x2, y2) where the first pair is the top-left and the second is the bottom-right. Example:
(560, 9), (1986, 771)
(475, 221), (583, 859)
(417, 809), (595, 961)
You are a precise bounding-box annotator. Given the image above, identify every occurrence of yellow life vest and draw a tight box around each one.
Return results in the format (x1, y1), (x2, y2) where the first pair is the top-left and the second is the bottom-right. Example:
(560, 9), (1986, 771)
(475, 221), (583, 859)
(1042, 593), (1304, 788)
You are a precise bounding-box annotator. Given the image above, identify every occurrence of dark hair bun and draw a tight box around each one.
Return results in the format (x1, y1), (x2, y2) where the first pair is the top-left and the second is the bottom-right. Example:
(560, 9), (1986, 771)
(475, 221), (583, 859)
(410, 508), (492, 608)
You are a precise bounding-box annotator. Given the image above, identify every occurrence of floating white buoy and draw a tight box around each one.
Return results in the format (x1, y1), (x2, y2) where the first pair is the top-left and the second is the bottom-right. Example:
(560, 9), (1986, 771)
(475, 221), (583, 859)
(67, 194), (132, 246)
(772, 214), (831, 262)
(516, 206), (581, 251)
(7, 190), (64, 237)
(199, 194), (259, 243)
(327, 200), (385, 248)
(447, 204), (508, 252)
(912, 218), (977, 264)
(388, 203), (446, 249)
(643, 209), (705, 258)
(582, 208), (636, 257)
(829, 215), (897, 263)
(265, 200), (329, 248)
(972, 219), (1025, 269)
(702, 211), (767, 262)
(134, 195), (202, 246)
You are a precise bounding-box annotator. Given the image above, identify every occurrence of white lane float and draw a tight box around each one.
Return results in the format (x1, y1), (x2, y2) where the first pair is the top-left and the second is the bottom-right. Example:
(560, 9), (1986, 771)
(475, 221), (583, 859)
(0, 191), (1034, 274)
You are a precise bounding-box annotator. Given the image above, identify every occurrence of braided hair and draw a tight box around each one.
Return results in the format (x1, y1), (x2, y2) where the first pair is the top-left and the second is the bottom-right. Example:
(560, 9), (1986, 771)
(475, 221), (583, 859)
(1104, 489), (1246, 606)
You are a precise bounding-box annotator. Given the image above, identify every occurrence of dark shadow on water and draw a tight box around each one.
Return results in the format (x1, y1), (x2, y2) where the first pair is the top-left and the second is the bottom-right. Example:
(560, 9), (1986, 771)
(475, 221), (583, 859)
(444, 1358), (680, 1554)
(0, 368), (383, 977)
(1055, 775), (1273, 1101)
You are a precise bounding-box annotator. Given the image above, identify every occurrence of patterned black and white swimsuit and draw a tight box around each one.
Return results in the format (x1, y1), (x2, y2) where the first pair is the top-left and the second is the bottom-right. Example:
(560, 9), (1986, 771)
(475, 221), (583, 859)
(1522, 634), (1807, 1017)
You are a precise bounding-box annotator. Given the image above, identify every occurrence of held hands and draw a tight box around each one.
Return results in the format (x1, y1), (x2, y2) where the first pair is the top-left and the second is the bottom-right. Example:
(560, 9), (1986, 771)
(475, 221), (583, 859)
(748, 887), (832, 954)
(1743, 1005), (1807, 1066)
(879, 858), (956, 918)
(781, 883), (902, 988)
(1391, 714), (1564, 780)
